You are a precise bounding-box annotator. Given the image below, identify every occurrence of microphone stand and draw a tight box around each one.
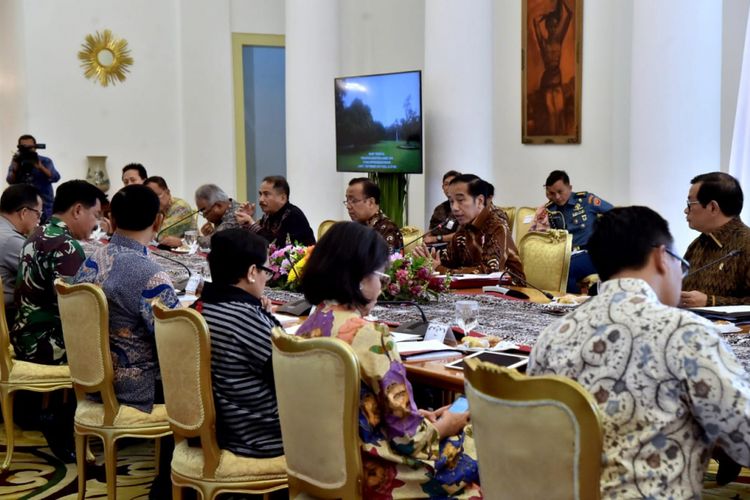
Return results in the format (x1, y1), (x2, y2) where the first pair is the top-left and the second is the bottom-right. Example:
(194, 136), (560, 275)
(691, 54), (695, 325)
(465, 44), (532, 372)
(156, 209), (200, 241)
(377, 300), (430, 336)
(502, 268), (555, 301)
(151, 249), (193, 292)
(392, 220), (456, 255)
(683, 249), (741, 279)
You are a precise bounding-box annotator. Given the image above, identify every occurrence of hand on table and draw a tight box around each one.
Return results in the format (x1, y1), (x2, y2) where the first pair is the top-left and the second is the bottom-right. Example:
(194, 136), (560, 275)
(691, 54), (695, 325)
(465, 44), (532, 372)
(680, 290), (707, 308)
(432, 408), (469, 439)
(260, 295), (274, 314)
(159, 236), (182, 248)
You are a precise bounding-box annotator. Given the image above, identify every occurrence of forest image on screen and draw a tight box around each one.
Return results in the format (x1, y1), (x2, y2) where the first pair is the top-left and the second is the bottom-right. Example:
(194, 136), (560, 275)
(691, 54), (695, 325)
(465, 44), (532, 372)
(335, 71), (422, 174)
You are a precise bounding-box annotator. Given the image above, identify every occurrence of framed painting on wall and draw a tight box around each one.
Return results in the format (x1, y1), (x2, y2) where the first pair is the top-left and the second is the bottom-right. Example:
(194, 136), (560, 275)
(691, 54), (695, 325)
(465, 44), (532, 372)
(522, 0), (582, 144)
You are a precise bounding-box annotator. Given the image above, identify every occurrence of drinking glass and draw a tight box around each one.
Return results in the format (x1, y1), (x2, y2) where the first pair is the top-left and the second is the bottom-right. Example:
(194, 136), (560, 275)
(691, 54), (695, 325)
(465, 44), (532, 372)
(455, 300), (479, 333)
(183, 230), (198, 247)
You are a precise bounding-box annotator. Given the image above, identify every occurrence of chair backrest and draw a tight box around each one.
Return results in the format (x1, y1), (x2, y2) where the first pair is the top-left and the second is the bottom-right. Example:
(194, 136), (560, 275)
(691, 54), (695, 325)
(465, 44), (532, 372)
(153, 303), (223, 478)
(55, 279), (120, 423)
(464, 358), (602, 500)
(0, 280), (13, 381)
(514, 206), (537, 245)
(400, 225), (422, 254)
(518, 229), (572, 293)
(498, 206), (516, 235)
(271, 328), (362, 499)
(317, 220), (337, 241)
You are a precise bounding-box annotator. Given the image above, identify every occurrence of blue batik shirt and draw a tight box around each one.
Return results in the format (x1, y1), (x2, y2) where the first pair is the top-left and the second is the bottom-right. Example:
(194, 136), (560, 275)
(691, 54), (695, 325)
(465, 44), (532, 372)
(72, 233), (180, 412)
(546, 191), (613, 248)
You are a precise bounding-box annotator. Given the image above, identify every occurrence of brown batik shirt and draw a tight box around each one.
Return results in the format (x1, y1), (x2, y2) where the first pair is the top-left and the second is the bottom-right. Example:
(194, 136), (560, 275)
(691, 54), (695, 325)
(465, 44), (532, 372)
(683, 217), (750, 306)
(437, 205), (525, 277)
(365, 210), (404, 253)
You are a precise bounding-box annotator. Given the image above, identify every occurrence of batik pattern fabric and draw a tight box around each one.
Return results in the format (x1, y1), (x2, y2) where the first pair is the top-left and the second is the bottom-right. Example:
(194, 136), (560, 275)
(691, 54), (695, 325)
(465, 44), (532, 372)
(437, 205), (525, 278)
(528, 278), (750, 499)
(365, 211), (404, 253)
(159, 197), (197, 239)
(683, 217), (750, 305)
(10, 217), (85, 364)
(249, 202), (316, 248)
(296, 303), (481, 499)
(72, 233), (180, 412)
(196, 199), (243, 249)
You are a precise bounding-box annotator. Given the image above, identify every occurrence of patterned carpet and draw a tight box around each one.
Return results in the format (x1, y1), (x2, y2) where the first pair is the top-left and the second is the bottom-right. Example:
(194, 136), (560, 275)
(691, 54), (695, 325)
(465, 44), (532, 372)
(0, 424), (154, 499)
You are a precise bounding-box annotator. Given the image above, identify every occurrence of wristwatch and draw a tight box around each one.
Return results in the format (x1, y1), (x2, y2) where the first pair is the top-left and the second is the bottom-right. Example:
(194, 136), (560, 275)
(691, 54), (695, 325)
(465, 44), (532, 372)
(437, 234), (443, 242)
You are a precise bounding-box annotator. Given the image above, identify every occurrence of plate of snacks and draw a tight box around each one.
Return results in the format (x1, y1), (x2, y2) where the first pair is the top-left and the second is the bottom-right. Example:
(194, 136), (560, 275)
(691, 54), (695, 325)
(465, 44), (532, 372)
(713, 320), (742, 334)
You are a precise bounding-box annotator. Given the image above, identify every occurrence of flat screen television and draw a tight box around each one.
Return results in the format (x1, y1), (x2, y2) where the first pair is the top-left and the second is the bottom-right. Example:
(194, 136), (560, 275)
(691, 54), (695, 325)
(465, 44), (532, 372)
(335, 70), (422, 174)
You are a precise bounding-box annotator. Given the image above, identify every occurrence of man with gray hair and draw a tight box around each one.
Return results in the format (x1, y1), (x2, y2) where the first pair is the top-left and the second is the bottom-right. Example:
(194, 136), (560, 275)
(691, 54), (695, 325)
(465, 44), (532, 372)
(194, 184), (243, 248)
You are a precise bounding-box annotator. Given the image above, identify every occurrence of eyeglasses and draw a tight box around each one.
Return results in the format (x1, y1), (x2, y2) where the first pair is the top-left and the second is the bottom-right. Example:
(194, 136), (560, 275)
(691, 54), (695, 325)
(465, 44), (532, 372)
(198, 203), (216, 216)
(342, 198), (367, 206)
(19, 206), (41, 219)
(685, 200), (701, 211)
(664, 247), (690, 278)
(258, 264), (275, 277)
(373, 270), (391, 289)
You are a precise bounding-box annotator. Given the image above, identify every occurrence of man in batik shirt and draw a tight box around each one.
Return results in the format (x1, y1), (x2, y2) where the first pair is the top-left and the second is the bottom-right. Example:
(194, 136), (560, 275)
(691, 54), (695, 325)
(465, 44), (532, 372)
(11, 180), (106, 364)
(346, 177), (403, 253)
(415, 175), (525, 277)
(194, 183), (243, 249)
(73, 185), (179, 412)
(529, 206), (750, 498)
(72, 184), (180, 497)
(145, 175), (197, 248)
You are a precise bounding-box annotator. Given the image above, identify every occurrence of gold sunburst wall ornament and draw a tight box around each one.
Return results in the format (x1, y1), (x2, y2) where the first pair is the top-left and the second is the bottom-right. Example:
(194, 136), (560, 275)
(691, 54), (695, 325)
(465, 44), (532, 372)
(78, 29), (133, 87)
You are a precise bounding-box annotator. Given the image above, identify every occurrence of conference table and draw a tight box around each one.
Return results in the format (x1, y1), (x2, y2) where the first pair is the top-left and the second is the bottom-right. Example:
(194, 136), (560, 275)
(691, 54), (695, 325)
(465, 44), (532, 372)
(83, 239), (750, 392)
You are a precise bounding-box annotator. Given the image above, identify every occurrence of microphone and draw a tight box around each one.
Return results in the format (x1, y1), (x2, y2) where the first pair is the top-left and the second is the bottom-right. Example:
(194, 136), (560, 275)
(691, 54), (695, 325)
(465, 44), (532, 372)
(502, 268), (554, 301)
(151, 249), (193, 291)
(393, 219), (456, 255)
(683, 249), (741, 279)
(377, 300), (430, 336)
(156, 209), (200, 239)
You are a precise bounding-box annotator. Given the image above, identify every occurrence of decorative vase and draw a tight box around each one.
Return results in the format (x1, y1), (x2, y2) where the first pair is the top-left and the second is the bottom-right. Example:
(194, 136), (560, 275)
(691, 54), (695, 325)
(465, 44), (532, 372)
(86, 155), (110, 193)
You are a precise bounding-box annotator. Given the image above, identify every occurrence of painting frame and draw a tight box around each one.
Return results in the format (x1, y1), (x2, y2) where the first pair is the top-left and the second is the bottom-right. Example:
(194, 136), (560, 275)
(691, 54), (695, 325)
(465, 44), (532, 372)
(522, 0), (583, 144)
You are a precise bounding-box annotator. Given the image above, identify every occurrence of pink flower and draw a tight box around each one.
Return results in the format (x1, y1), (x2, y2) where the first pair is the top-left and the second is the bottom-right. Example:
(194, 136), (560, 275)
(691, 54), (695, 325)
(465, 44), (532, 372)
(410, 285), (423, 296)
(416, 266), (431, 280)
(387, 283), (400, 296)
(395, 269), (409, 284)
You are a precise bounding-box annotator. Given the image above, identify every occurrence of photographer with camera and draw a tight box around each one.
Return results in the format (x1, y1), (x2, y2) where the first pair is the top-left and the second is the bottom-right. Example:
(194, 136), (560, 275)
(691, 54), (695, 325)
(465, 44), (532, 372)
(6, 134), (61, 221)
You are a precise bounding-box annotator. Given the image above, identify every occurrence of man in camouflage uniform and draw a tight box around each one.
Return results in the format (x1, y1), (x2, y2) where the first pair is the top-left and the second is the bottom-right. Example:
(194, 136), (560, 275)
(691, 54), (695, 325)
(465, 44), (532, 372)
(11, 180), (106, 365)
(544, 170), (613, 292)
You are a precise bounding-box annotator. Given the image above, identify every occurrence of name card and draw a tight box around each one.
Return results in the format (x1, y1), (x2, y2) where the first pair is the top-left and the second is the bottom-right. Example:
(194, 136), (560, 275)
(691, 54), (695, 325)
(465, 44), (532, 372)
(423, 322), (457, 346)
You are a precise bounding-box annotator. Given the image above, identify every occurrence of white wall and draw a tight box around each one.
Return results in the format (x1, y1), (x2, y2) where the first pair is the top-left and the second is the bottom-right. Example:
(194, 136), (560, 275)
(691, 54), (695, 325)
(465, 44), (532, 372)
(0, 0), (27, 162)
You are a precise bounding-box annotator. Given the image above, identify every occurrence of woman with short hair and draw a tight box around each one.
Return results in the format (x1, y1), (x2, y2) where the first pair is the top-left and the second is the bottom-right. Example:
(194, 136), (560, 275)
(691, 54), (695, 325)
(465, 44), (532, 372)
(297, 221), (481, 498)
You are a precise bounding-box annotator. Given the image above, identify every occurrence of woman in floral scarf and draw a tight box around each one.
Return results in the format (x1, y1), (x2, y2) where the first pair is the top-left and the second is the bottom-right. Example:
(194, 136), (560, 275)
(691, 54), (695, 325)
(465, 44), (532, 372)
(296, 222), (481, 499)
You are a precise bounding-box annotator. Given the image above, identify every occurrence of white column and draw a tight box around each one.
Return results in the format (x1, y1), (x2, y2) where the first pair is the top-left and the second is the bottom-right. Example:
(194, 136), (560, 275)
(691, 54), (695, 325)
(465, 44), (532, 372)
(0, 0), (28, 174)
(423, 0), (493, 223)
(729, 2), (750, 223)
(628, 0), (722, 253)
(285, 0), (342, 232)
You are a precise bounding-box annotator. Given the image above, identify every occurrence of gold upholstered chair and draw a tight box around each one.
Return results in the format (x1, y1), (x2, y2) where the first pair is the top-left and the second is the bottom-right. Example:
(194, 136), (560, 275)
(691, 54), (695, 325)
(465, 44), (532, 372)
(498, 206), (516, 235)
(55, 279), (172, 500)
(152, 303), (288, 499)
(464, 357), (603, 500)
(0, 280), (71, 470)
(514, 206), (538, 246)
(400, 225), (422, 254)
(518, 229), (573, 293)
(317, 219), (337, 241)
(271, 327), (363, 499)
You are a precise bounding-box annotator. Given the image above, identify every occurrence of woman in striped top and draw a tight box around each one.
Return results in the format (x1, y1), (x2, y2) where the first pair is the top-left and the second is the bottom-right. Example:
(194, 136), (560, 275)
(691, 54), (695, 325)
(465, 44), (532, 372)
(192, 228), (284, 458)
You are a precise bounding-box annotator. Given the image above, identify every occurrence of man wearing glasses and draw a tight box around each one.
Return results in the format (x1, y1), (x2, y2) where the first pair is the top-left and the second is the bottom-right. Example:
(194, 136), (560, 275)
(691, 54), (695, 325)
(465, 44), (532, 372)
(0, 184), (42, 324)
(682, 172), (750, 307)
(194, 184), (244, 249)
(345, 178), (403, 253)
(529, 206), (750, 498)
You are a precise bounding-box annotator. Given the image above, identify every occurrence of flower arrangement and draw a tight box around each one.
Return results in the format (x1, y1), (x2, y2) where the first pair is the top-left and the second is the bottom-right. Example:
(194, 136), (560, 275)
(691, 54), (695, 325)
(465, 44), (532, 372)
(380, 253), (451, 303)
(267, 243), (314, 291)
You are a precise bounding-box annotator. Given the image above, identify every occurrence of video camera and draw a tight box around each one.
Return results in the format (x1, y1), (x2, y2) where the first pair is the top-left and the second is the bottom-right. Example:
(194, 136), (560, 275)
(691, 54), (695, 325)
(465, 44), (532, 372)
(13, 142), (46, 180)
